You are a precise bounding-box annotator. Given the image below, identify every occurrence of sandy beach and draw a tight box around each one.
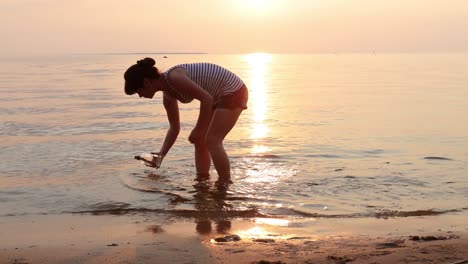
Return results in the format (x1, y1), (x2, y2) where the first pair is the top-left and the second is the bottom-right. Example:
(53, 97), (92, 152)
(2, 212), (468, 264)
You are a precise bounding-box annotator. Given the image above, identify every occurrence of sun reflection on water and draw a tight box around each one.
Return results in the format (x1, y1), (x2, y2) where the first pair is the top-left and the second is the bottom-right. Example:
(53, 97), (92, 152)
(255, 218), (290, 226)
(239, 53), (296, 195)
(251, 144), (271, 154)
(244, 53), (272, 152)
(235, 218), (292, 240)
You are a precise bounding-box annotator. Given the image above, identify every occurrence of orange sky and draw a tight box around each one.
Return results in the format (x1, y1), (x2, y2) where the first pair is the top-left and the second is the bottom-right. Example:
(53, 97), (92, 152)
(1, 0), (467, 54)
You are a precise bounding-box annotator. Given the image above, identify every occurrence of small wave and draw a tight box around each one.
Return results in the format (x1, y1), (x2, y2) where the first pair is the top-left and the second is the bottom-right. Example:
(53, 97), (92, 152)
(0, 107), (62, 115)
(87, 201), (131, 211)
(100, 112), (153, 119)
(246, 154), (282, 159)
(363, 149), (385, 155)
(424, 156), (453, 161)
(78, 69), (112, 74)
(288, 208), (463, 219)
(288, 208), (356, 218)
(373, 209), (459, 218)
(70, 207), (266, 218)
(305, 154), (342, 158)
(121, 182), (191, 204)
(0, 121), (158, 136)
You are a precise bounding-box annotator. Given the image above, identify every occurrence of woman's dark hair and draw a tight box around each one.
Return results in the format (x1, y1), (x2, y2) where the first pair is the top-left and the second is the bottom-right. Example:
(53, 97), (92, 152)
(124, 57), (161, 95)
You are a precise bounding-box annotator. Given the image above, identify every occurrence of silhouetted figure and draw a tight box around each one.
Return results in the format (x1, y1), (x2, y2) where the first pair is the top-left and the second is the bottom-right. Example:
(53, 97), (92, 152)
(124, 58), (248, 182)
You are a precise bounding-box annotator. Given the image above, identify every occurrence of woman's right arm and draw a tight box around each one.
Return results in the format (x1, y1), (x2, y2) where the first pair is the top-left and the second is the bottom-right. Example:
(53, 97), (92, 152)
(158, 96), (180, 157)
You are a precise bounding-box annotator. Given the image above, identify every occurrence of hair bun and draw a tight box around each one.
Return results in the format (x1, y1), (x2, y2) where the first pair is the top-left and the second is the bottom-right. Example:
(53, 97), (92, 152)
(137, 57), (156, 67)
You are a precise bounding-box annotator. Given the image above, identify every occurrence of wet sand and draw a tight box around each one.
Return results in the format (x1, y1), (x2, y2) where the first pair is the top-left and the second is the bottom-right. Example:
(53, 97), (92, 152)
(1, 213), (468, 264)
(210, 236), (468, 264)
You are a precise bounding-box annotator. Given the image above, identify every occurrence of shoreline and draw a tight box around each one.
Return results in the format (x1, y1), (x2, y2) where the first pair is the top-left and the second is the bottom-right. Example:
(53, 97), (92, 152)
(1, 212), (468, 263)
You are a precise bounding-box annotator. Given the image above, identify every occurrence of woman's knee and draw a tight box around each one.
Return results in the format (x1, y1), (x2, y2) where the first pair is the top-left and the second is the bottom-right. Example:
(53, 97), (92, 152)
(205, 137), (222, 153)
(194, 142), (209, 152)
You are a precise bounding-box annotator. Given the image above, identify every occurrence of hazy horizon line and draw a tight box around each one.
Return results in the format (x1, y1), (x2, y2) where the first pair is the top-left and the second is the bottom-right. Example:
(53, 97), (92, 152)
(1, 51), (467, 58)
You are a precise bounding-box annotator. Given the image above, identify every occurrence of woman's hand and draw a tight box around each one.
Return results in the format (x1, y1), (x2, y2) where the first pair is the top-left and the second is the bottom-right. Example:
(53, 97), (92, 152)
(150, 152), (165, 168)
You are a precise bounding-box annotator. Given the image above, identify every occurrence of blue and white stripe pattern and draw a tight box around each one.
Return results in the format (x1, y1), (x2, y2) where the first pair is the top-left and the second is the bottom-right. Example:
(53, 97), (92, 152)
(162, 63), (244, 103)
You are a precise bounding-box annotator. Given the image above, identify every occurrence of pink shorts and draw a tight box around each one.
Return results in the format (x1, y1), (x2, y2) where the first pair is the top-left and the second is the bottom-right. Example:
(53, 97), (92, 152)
(213, 85), (248, 110)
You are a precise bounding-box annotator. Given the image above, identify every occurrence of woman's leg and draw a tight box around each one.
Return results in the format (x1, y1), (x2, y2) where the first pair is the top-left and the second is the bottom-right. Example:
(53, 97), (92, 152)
(194, 143), (211, 175)
(205, 107), (243, 180)
(194, 108), (214, 176)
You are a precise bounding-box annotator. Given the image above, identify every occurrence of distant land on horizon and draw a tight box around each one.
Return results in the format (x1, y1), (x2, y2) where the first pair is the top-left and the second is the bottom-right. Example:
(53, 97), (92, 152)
(77, 51), (468, 55)
(1, 51), (468, 58)
(98, 52), (209, 55)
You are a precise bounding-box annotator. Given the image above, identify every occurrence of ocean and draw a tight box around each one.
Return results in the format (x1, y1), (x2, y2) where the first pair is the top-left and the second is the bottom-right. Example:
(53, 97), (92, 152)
(1, 53), (467, 221)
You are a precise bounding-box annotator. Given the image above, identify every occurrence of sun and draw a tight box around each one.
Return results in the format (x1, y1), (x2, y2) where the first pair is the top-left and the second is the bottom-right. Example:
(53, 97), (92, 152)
(241, 0), (280, 14)
(246, 0), (270, 9)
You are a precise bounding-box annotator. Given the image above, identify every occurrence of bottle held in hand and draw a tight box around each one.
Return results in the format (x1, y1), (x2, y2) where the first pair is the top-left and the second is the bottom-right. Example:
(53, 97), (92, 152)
(134, 153), (163, 168)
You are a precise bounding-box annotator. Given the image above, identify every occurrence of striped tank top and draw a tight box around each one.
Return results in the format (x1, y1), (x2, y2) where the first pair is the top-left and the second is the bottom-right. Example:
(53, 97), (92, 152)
(162, 63), (244, 103)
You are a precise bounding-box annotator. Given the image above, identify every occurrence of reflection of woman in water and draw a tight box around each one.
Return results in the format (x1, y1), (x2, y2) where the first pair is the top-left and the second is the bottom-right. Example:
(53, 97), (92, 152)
(124, 58), (248, 185)
(193, 174), (232, 235)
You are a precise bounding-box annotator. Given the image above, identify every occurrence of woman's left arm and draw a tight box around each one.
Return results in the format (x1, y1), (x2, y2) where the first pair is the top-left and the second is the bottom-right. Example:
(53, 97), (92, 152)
(166, 68), (213, 143)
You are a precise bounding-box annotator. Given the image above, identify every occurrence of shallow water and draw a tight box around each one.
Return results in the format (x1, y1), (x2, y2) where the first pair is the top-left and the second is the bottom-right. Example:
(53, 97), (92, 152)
(1, 53), (468, 220)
